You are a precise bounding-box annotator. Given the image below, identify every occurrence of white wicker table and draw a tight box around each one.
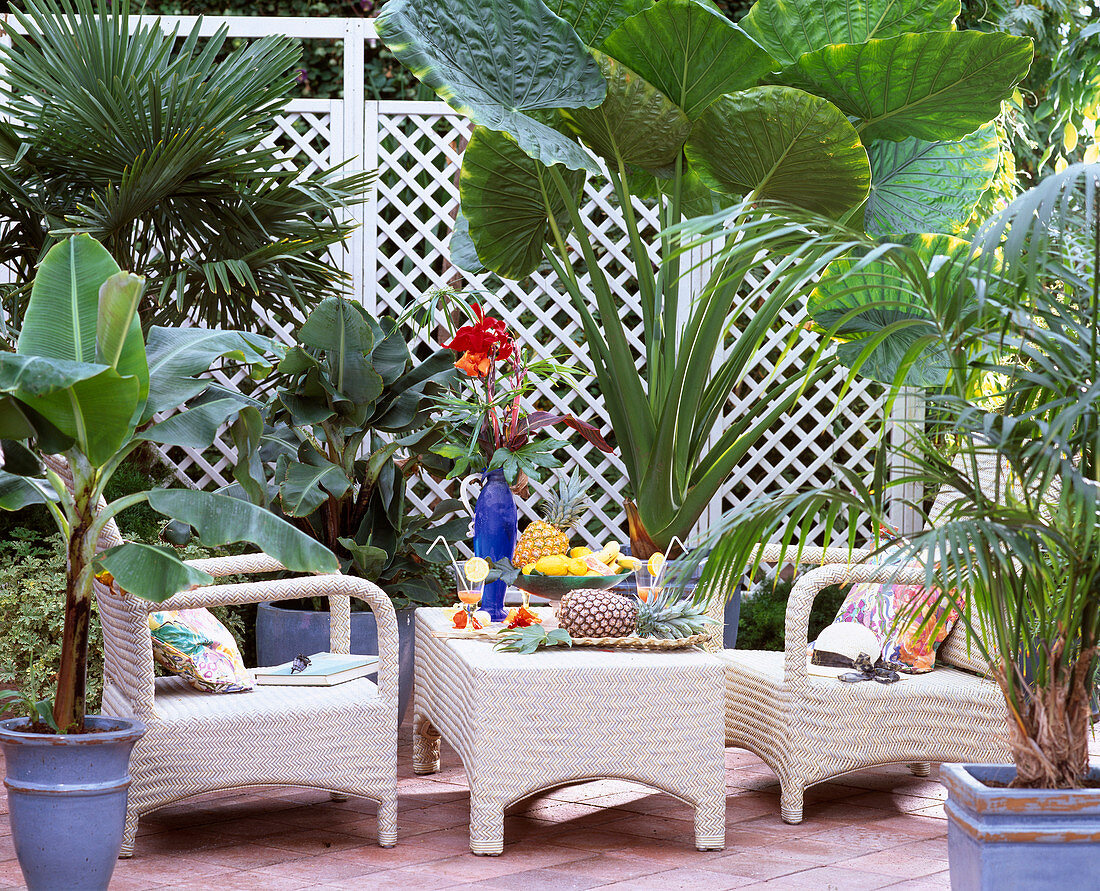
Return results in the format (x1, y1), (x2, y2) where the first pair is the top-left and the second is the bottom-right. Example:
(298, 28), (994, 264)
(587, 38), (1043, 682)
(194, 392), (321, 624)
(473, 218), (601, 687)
(412, 608), (726, 855)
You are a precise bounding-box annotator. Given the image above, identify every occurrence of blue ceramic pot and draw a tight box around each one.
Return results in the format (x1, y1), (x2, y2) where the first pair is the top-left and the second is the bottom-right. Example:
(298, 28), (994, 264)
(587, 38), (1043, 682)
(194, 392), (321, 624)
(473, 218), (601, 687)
(472, 469), (517, 622)
(942, 761), (1100, 889)
(256, 603), (416, 723)
(0, 715), (145, 890)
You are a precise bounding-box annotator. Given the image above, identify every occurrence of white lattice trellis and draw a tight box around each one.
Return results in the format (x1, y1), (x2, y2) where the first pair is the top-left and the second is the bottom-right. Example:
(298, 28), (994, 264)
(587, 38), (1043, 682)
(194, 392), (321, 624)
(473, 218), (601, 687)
(1, 15), (901, 551)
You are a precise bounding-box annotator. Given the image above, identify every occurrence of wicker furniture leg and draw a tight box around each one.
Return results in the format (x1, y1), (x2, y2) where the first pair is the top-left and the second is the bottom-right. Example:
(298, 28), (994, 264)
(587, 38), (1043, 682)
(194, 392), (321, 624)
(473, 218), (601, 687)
(468, 792), (508, 856)
(694, 794), (726, 850)
(413, 711), (441, 775)
(780, 780), (806, 825)
(378, 792), (398, 847)
(908, 762), (932, 776)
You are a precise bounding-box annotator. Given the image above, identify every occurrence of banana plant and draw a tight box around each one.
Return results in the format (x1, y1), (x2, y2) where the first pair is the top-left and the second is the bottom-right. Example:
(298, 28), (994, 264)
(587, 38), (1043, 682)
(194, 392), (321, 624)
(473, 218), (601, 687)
(377, 0), (1033, 555)
(0, 234), (337, 732)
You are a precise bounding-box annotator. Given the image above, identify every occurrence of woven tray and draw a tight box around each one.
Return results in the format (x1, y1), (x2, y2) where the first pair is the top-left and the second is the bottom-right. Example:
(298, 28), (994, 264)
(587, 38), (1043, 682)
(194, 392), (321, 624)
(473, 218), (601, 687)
(430, 628), (705, 650)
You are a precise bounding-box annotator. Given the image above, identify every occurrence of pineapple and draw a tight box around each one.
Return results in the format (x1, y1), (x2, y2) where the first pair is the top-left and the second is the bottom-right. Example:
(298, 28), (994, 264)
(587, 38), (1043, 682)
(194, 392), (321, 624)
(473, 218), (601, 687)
(557, 586), (714, 639)
(513, 470), (588, 566)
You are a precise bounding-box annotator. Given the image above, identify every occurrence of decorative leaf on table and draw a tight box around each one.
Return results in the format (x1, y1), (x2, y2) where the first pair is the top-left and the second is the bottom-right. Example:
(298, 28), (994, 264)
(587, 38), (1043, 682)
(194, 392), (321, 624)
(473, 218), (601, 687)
(774, 31), (1034, 143)
(376, 0), (606, 173)
(685, 86), (871, 216)
(741, 0), (961, 68)
(495, 624), (574, 654)
(864, 124), (1001, 237)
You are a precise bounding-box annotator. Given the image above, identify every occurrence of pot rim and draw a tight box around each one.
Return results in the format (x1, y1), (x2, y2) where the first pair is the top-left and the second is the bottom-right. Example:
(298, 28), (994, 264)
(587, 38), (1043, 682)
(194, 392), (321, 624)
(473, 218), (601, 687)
(257, 601), (416, 615)
(0, 715), (146, 744)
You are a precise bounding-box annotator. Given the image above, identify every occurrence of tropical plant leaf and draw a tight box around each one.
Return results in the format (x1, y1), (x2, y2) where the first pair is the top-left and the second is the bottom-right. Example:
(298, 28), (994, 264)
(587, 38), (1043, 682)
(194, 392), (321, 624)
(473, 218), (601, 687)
(276, 452), (353, 517)
(146, 489), (339, 574)
(775, 31), (1034, 143)
(460, 127), (585, 279)
(337, 537), (388, 579)
(297, 297), (383, 404)
(448, 211), (488, 273)
(17, 234), (119, 364)
(96, 542), (214, 604)
(685, 86), (870, 216)
(741, 0), (961, 67)
(807, 234), (976, 385)
(376, 0), (606, 172)
(602, 0), (774, 119)
(136, 398), (252, 450)
(0, 355), (109, 397)
(865, 123), (1001, 237)
(560, 50), (692, 172)
(0, 469), (57, 510)
(95, 271), (149, 409)
(546, 0), (652, 47)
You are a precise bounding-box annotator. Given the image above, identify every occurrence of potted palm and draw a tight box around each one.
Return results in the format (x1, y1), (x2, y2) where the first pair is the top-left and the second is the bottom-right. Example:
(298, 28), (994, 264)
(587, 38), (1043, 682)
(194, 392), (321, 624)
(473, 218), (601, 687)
(0, 234), (336, 890)
(690, 162), (1100, 887)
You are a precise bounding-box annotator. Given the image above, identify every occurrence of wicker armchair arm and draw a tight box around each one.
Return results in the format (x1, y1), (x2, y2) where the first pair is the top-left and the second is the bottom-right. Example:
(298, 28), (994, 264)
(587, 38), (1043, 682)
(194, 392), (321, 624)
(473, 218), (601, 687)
(147, 574), (400, 709)
(754, 543), (876, 567)
(784, 559), (929, 688)
(184, 552), (286, 577)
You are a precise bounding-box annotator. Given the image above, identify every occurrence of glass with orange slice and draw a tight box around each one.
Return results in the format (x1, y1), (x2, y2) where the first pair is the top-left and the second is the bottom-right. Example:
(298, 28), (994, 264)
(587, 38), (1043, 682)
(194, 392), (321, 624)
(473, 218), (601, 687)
(455, 557), (490, 619)
(634, 553), (665, 603)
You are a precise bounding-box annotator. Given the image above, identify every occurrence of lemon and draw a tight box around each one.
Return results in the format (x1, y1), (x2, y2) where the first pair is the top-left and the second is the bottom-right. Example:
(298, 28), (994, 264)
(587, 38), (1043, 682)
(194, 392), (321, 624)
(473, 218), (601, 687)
(568, 557), (589, 576)
(647, 552), (665, 577)
(569, 546), (593, 558)
(535, 555), (569, 576)
(464, 557), (490, 583)
(522, 563), (537, 575)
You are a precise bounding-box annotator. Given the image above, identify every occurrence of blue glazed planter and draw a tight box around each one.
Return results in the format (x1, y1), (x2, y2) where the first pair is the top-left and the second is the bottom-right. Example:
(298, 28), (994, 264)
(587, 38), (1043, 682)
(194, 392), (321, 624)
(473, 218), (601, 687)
(256, 602), (416, 723)
(472, 469), (517, 622)
(942, 762), (1100, 890)
(0, 715), (145, 890)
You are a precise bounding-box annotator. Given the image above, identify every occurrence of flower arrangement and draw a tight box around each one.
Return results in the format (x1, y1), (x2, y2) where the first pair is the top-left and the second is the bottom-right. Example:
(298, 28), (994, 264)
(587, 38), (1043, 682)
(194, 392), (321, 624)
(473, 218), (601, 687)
(428, 294), (613, 484)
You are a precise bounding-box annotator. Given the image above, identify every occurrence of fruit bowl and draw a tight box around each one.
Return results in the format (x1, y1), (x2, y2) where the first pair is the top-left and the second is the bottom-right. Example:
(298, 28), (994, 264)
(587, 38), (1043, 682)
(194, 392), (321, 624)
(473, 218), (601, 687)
(512, 571), (631, 598)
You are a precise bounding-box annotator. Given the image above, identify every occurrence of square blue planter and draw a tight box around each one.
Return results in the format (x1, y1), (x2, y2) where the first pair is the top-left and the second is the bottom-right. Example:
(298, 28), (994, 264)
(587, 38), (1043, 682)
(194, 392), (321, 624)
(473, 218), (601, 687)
(941, 762), (1100, 890)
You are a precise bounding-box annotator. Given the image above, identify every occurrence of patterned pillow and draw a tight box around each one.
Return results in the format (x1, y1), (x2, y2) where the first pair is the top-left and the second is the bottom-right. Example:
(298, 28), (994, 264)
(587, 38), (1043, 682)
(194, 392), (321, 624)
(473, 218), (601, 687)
(148, 608), (253, 693)
(833, 582), (959, 673)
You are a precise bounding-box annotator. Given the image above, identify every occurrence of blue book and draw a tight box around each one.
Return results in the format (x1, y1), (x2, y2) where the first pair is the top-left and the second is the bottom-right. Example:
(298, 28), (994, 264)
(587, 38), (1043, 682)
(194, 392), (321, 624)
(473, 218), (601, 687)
(254, 652), (379, 686)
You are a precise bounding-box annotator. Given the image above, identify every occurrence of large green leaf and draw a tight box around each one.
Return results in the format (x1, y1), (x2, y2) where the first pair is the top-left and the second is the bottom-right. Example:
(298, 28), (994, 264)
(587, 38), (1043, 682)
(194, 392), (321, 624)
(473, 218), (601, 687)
(17, 234), (119, 364)
(602, 0), (774, 120)
(685, 86), (870, 216)
(547, 0), (653, 47)
(0, 355), (109, 397)
(143, 328), (275, 421)
(460, 127), (585, 279)
(741, 0), (960, 67)
(448, 211), (488, 273)
(865, 123), (1001, 237)
(136, 398), (252, 450)
(96, 542), (214, 604)
(808, 233), (975, 386)
(376, 0), (606, 172)
(275, 452), (353, 517)
(560, 50), (691, 172)
(776, 31), (1033, 143)
(0, 469), (57, 510)
(95, 271), (149, 409)
(146, 489), (338, 574)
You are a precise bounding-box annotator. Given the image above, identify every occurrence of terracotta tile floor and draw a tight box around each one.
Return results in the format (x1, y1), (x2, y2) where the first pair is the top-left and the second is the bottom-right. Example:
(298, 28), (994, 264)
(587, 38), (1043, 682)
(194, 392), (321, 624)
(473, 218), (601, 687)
(0, 723), (971, 890)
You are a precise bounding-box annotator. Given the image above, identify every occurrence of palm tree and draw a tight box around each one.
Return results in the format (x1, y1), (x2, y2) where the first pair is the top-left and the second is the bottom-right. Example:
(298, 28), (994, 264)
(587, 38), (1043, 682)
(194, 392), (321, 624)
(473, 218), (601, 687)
(686, 162), (1100, 789)
(0, 0), (374, 337)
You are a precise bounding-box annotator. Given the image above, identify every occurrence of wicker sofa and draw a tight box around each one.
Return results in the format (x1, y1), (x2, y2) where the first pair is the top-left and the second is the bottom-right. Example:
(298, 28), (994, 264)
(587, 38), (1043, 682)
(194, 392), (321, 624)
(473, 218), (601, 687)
(49, 459), (400, 856)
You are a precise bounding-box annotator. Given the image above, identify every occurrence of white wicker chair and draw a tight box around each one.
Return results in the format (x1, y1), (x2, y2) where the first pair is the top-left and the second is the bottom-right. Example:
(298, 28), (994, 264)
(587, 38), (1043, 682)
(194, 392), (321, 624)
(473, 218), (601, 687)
(706, 455), (1015, 824)
(48, 459), (399, 856)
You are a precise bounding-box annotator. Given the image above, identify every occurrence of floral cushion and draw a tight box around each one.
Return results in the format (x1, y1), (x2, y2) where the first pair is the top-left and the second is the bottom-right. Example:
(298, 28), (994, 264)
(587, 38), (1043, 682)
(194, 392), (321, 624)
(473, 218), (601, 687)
(148, 608), (253, 693)
(833, 582), (959, 673)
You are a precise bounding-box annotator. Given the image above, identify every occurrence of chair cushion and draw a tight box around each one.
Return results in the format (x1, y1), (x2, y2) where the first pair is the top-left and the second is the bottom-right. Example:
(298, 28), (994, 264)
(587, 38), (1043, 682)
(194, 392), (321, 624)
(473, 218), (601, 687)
(152, 674), (381, 722)
(832, 582), (959, 673)
(149, 608), (253, 693)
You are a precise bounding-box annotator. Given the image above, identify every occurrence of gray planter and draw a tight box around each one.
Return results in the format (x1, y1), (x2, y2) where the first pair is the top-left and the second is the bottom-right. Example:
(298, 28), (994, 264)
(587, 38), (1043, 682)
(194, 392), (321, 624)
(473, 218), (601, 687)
(941, 762), (1100, 889)
(0, 715), (145, 890)
(256, 602), (416, 724)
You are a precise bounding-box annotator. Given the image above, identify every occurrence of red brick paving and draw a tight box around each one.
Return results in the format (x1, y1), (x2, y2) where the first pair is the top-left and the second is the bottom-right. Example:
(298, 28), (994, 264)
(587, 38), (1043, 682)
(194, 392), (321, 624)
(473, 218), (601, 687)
(0, 725), (957, 889)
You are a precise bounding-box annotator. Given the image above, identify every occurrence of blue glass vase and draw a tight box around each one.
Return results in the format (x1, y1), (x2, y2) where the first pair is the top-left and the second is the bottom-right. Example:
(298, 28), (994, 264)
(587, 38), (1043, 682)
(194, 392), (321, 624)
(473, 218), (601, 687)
(472, 469), (517, 622)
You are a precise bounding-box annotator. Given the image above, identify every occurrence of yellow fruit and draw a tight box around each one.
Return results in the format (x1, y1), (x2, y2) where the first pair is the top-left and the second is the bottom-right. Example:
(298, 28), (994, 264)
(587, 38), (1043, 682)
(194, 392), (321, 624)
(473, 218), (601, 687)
(617, 556), (641, 571)
(522, 563), (536, 575)
(648, 553), (665, 577)
(586, 569), (602, 576)
(535, 555), (570, 576)
(464, 557), (490, 583)
(569, 546), (593, 558)
(568, 558), (589, 576)
(601, 541), (621, 561)
(583, 554), (614, 573)
(513, 471), (589, 566)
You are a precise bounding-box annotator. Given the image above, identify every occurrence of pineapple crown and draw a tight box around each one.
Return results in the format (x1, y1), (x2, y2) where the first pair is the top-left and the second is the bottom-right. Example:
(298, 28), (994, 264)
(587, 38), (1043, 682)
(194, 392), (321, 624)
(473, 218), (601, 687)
(540, 469), (588, 527)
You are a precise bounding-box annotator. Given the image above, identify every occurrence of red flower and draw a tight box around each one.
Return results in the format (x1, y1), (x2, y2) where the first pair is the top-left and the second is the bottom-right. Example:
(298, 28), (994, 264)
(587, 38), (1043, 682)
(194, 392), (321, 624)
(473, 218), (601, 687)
(505, 606), (540, 629)
(444, 304), (514, 374)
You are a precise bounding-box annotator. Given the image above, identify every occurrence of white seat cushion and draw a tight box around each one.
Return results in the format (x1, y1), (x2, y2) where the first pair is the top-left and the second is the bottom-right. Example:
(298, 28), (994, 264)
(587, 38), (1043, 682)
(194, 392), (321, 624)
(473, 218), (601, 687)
(152, 674), (381, 722)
